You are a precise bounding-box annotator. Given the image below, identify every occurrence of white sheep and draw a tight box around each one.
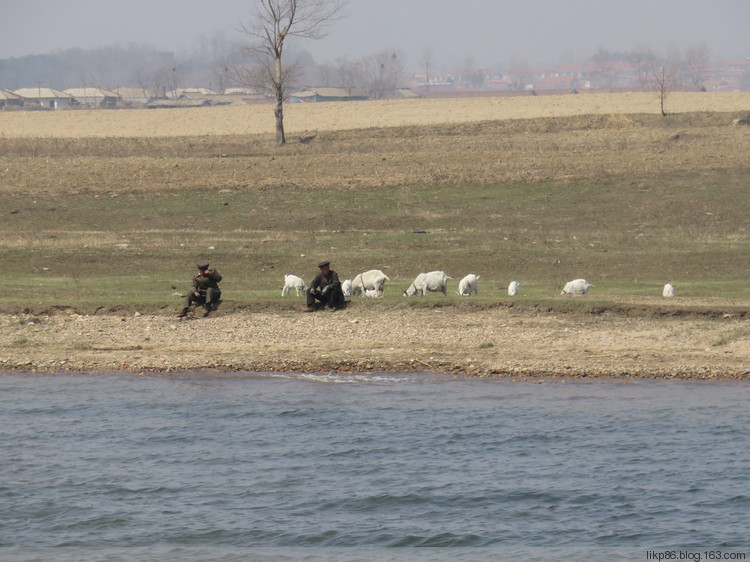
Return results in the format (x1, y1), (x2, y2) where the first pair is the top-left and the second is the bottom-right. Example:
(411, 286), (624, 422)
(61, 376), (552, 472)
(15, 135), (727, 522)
(403, 271), (451, 297)
(508, 281), (520, 296)
(561, 278), (593, 295)
(342, 279), (353, 297)
(457, 274), (479, 296)
(352, 269), (390, 297)
(281, 274), (308, 297)
(663, 283), (675, 298)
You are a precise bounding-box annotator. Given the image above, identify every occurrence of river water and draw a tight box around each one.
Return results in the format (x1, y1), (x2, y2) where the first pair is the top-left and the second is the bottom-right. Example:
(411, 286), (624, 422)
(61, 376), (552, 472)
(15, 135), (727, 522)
(1, 371), (749, 561)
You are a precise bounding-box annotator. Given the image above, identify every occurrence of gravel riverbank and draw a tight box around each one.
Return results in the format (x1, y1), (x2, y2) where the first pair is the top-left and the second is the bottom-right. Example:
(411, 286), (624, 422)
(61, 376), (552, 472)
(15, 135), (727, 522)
(1, 302), (747, 380)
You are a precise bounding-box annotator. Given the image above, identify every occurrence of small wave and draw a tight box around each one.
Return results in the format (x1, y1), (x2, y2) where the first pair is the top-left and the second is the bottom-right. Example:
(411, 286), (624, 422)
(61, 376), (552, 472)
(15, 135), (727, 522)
(264, 371), (425, 384)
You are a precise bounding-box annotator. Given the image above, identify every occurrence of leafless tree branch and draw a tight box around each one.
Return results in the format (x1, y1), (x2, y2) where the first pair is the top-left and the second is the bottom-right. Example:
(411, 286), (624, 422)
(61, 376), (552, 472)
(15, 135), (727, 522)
(237, 0), (348, 145)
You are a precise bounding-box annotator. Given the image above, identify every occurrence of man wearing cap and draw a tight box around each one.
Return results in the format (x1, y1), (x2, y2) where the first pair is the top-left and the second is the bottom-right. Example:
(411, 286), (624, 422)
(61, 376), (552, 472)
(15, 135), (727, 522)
(306, 260), (346, 310)
(178, 260), (223, 317)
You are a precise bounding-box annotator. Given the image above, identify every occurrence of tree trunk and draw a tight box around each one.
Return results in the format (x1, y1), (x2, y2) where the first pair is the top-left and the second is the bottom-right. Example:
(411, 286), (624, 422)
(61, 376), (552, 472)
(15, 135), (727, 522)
(659, 68), (669, 116)
(274, 92), (285, 146)
(274, 53), (286, 146)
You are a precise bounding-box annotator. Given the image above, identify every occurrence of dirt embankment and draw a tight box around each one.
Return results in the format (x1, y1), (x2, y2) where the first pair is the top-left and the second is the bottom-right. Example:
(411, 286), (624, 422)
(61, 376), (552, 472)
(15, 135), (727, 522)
(2, 300), (747, 380)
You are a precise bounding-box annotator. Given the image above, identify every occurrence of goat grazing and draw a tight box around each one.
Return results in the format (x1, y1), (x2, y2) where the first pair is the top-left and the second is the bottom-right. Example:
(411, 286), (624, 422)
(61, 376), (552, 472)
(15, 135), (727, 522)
(282, 274), (307, 297)
(561, 278), (593, 295)
(352, 269), (390, 297)
(403, 271), (451, 297)
(342, 279), (353, 297)
(457, 274), (479, 296)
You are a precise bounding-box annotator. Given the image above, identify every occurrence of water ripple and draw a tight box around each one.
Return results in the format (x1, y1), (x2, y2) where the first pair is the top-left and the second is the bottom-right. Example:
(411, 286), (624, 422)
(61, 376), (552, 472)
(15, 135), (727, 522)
(2, 372), (750, 550)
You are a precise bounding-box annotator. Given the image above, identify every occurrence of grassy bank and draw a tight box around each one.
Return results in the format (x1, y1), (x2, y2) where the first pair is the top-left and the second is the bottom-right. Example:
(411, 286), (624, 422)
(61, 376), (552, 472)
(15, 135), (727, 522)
(0, 107), (748, 312)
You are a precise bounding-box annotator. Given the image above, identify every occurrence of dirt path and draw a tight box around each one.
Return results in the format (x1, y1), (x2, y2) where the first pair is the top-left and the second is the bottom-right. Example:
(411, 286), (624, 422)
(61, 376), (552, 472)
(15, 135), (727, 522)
(2, 302), (747, 379)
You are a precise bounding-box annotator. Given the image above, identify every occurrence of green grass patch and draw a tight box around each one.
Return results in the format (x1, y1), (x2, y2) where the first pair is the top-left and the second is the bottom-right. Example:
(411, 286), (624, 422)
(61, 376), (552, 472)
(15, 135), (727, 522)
(2, 120), (748, 311)
(2, 173), (748, 309)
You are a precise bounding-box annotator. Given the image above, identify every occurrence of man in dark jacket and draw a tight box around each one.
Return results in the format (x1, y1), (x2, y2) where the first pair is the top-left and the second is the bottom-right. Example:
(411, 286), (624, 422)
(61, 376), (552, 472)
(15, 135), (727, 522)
(178, 260), (222, 317)
(307, 260), (346, 310)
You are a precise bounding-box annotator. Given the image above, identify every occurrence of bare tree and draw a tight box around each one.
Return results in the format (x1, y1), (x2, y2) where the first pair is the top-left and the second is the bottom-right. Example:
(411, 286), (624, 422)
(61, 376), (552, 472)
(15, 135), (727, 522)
(239, 0), (348, 146)
(653, 65), (677, 116)
(135, 63), (181, 99)
(361, 50), (404, 99)
(202, 31), (244, 93)
(419, 47), (433, 93)
(462, 56), (484, 88)
(505, 57), (531, 91)
(683, 42), (712, 88)
(334, 56), (360, 89)
(590, 47), (615, 88)
(632, 47), (677, 116)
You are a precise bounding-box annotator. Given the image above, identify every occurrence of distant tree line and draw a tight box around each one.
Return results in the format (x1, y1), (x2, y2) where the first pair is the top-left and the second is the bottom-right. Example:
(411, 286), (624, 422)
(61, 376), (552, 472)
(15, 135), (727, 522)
(0, 36), (404, 101)
(0, 33), (253, 94)
(312, 50), (405, 99)
(1, 37), (744, 101)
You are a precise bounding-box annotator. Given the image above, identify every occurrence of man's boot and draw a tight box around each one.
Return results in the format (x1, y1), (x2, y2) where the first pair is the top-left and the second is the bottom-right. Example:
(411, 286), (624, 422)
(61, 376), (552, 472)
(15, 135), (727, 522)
(177, 307), (189, 318)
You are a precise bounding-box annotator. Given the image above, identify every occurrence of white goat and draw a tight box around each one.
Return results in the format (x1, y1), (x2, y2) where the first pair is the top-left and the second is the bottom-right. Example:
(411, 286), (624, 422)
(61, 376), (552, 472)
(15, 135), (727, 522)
(282, 274), (308, 297)
(457, 274), (479, 296)
(561, 278), (593, 295)
(352, 269), (390, 297)
(342, 279), (353, 298)
(364, 289), (381, 298)
(403, 271), (451, 297)
(508, 281), (520, 296)
(663, 283), (675, 298)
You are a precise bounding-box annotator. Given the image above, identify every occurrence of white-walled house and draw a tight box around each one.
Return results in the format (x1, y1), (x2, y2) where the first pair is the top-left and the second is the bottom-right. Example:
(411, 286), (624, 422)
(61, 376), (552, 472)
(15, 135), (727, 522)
(64, 87), (120, 107)
(14, 87), (73, 109)
(0, 88), (24, 109)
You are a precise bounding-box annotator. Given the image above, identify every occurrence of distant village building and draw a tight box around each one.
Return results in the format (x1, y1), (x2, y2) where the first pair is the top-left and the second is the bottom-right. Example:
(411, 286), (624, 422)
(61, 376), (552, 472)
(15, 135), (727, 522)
(64, 87), (121, 107)
(0, 88), (24, 109)
(1, 56), (747, 111)
(172, 88), (266, 106)
(289, 87), (368, 102)
(166, 88), (219, 99)
(13, 87), (73, 109)
(391, 88), (420, 99)
(115, 87), (154, 105)
(143, 97), (210, 109)
(221, 87), (269, 104)
(141, 87), (270, 108)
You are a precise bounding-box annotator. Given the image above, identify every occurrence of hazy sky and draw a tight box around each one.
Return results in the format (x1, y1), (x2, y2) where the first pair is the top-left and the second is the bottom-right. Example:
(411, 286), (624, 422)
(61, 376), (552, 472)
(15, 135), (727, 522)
(1, 0), (748, 68)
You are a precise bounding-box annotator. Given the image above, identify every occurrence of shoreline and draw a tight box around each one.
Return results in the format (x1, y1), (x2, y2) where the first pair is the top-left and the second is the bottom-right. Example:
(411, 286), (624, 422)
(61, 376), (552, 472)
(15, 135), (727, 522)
(2, 305), (747, 380)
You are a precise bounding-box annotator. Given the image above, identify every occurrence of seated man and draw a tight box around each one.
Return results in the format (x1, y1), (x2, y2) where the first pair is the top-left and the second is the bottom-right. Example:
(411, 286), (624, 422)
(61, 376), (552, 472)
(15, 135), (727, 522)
(178, 260), (222, 317)
(307, 260), (346, 310)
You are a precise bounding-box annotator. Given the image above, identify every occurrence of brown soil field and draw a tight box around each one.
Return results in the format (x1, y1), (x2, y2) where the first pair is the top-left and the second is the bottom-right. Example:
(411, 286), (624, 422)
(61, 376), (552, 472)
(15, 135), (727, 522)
(2, 91), (749, 138)
(2, 95), (749, 196)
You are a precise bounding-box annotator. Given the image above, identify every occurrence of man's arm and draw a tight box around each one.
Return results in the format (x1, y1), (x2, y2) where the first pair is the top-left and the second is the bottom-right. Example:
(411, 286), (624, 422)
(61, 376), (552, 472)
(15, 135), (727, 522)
(309, 272), (322, 291)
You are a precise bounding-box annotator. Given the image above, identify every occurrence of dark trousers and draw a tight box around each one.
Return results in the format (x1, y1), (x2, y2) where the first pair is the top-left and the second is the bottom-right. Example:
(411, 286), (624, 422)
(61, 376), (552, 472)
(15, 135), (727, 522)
(184, 288), (221, 310)
(307, 286), (344, 308)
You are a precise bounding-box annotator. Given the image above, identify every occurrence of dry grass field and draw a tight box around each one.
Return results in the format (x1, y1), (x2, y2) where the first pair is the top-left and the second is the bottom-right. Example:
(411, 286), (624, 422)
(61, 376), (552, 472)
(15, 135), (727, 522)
(2, 91), (749, 138)
(0, 91), (748, 377)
